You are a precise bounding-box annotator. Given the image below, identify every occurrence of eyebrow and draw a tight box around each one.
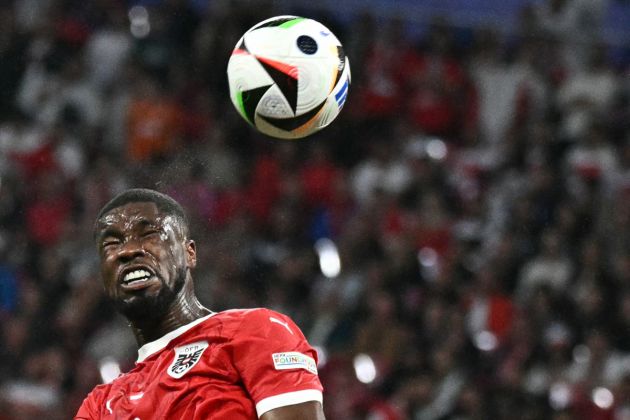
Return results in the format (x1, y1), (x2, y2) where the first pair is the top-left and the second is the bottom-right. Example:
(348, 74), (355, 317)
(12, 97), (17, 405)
(136, 219), (158, 229)
(96, 218), (159, 238)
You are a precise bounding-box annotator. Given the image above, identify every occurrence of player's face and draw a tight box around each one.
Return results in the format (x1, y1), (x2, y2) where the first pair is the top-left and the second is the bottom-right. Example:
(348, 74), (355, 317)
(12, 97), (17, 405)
(96, 202), (196, 320)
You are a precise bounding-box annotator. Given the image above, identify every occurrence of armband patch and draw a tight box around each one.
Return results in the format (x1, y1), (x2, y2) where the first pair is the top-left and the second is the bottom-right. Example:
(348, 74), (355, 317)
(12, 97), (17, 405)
(272, 352), (318, 375)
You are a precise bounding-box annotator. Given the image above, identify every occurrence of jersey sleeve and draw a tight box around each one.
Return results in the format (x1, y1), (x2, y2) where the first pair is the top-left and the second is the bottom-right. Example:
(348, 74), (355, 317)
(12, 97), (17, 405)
(74, 385), (106, 419)
(228, 308), (323, 418)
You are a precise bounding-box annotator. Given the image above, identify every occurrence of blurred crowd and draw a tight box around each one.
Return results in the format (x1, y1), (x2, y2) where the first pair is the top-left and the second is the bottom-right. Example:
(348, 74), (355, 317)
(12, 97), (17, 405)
(0, 0), (629, 419)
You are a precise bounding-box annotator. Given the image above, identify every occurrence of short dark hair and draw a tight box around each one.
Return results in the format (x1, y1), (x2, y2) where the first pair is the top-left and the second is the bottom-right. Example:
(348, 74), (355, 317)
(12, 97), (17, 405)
(95, 188), (189, 238)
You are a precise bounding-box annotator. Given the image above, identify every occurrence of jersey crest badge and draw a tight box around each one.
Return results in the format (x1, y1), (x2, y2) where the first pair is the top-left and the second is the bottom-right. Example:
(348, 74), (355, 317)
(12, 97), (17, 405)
(168, 340), (209, 379)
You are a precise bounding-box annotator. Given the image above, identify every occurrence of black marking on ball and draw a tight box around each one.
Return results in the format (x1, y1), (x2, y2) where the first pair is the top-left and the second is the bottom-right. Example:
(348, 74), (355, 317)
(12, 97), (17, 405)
(257, 59), (298, 113)
(259, 99), (327, 131)
(332, 45), (346, 87)
(235, 38), (249, 53)
(251, 17), (297, 30)
(241, 85), (272, 124)
(297, 36), (318, 55)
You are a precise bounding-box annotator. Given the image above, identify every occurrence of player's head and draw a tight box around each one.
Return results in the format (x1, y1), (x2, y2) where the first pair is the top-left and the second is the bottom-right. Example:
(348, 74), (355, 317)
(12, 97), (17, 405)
(96, 188), (190, 239)
(94, 189), (197, 321)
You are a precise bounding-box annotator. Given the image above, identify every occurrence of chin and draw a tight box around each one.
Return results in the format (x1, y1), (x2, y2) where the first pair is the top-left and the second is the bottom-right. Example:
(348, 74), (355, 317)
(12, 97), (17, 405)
(116, 291), (174, 321)
(115, 271), (185, 321)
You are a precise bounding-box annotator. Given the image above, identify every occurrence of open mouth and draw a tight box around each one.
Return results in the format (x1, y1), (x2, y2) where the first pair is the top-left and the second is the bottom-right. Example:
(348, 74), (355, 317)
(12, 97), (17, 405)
(120, 268), (156, 290)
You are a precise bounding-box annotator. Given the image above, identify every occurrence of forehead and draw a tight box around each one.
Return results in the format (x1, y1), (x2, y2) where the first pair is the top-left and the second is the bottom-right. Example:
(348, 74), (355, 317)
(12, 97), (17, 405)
(97, 202), (172, 231)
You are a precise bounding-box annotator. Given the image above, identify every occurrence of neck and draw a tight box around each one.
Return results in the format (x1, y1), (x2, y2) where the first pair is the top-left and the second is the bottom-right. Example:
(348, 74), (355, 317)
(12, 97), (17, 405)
(129, 280), (211, 347)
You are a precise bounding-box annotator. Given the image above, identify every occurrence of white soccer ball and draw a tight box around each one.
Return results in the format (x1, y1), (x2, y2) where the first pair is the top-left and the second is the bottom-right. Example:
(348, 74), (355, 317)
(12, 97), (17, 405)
(227, 16), (350, 139)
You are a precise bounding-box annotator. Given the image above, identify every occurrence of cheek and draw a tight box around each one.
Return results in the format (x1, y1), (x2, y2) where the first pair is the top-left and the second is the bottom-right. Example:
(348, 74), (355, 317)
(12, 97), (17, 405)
(168, 247), (187, 268)
(100, 253), (119, 288)
(151, 244), (180, 272)
(103, 250), (119, 268)
(165, 247), (189, 275)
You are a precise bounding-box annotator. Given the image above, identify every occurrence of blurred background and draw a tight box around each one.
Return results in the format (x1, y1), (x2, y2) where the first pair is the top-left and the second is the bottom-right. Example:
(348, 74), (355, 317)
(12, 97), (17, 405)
(0, 0), (629, 419)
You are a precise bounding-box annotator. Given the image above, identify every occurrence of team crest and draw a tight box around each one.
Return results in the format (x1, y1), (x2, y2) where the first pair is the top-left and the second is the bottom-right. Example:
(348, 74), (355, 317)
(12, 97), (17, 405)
(168, 340), (209, 379)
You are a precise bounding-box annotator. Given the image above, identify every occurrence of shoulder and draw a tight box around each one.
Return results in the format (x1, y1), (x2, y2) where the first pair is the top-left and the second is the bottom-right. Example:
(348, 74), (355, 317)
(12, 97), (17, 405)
(75, 383), (112, 418)
(214, 308), (305, 342)
(217, 309), (323, 416)
(215, 307), (284, 320)
(84, 382), (112, 403)
(215, 307), (295, 327)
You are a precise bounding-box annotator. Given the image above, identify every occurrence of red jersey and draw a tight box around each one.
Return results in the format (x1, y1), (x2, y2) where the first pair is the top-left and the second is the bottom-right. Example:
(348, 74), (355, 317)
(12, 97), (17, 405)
(75, 308), (323, 419)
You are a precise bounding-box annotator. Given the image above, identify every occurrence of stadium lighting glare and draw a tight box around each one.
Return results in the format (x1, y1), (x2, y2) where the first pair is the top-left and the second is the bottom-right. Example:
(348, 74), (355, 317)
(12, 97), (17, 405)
(353, 353), (377, 384)
(426, 138), (447, 161)
(549, 382), (572, 410)
(99, 357), (121, 384)
(592, 387), (614, 409)
(473, 330), (498, 352)
(572, 344), (591, 364)
(313, 346), (328, 368)
(418, 247), (438, 267)
(128, 6), (150, 38)
(314, 238), (341, 279)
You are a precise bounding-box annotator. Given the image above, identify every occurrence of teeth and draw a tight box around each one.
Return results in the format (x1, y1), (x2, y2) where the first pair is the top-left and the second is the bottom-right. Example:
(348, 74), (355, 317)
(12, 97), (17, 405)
(123, 270), (151, 283)
(126, 279), (149, 287)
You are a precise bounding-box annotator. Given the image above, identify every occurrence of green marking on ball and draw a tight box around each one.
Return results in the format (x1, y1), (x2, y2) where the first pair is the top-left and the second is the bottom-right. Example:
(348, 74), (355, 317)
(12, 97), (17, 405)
(236, 91), (252, 125)
(236, 85), (272, 127)
(279, 18), (305, 29)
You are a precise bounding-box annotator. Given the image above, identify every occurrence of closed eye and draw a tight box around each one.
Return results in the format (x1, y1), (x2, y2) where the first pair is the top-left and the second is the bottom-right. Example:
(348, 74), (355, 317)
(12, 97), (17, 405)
(99, 228), (122, 249)
(141, 229), (160, 237)
(102, 238), (121, 248)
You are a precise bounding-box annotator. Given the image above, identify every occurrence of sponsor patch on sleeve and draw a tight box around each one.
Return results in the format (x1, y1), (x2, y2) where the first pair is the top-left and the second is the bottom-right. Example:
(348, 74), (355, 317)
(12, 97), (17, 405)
(272, 352), (318, 375)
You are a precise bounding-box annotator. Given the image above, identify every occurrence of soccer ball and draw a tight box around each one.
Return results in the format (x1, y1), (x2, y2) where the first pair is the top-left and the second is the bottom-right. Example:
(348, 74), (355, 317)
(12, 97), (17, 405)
(227, 16), (350, 139)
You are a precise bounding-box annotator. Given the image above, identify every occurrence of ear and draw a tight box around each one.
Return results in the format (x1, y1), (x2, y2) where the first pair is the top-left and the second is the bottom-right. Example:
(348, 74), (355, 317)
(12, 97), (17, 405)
(186, 239), (197, 269)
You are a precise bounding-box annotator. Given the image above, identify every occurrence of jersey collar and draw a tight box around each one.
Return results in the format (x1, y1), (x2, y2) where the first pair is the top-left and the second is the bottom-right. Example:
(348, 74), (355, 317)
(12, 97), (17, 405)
(136, 312), (216, 363)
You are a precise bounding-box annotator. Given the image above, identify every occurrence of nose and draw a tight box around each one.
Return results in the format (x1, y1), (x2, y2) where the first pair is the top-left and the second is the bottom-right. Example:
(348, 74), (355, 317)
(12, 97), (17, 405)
(116, 238), (146, 262)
